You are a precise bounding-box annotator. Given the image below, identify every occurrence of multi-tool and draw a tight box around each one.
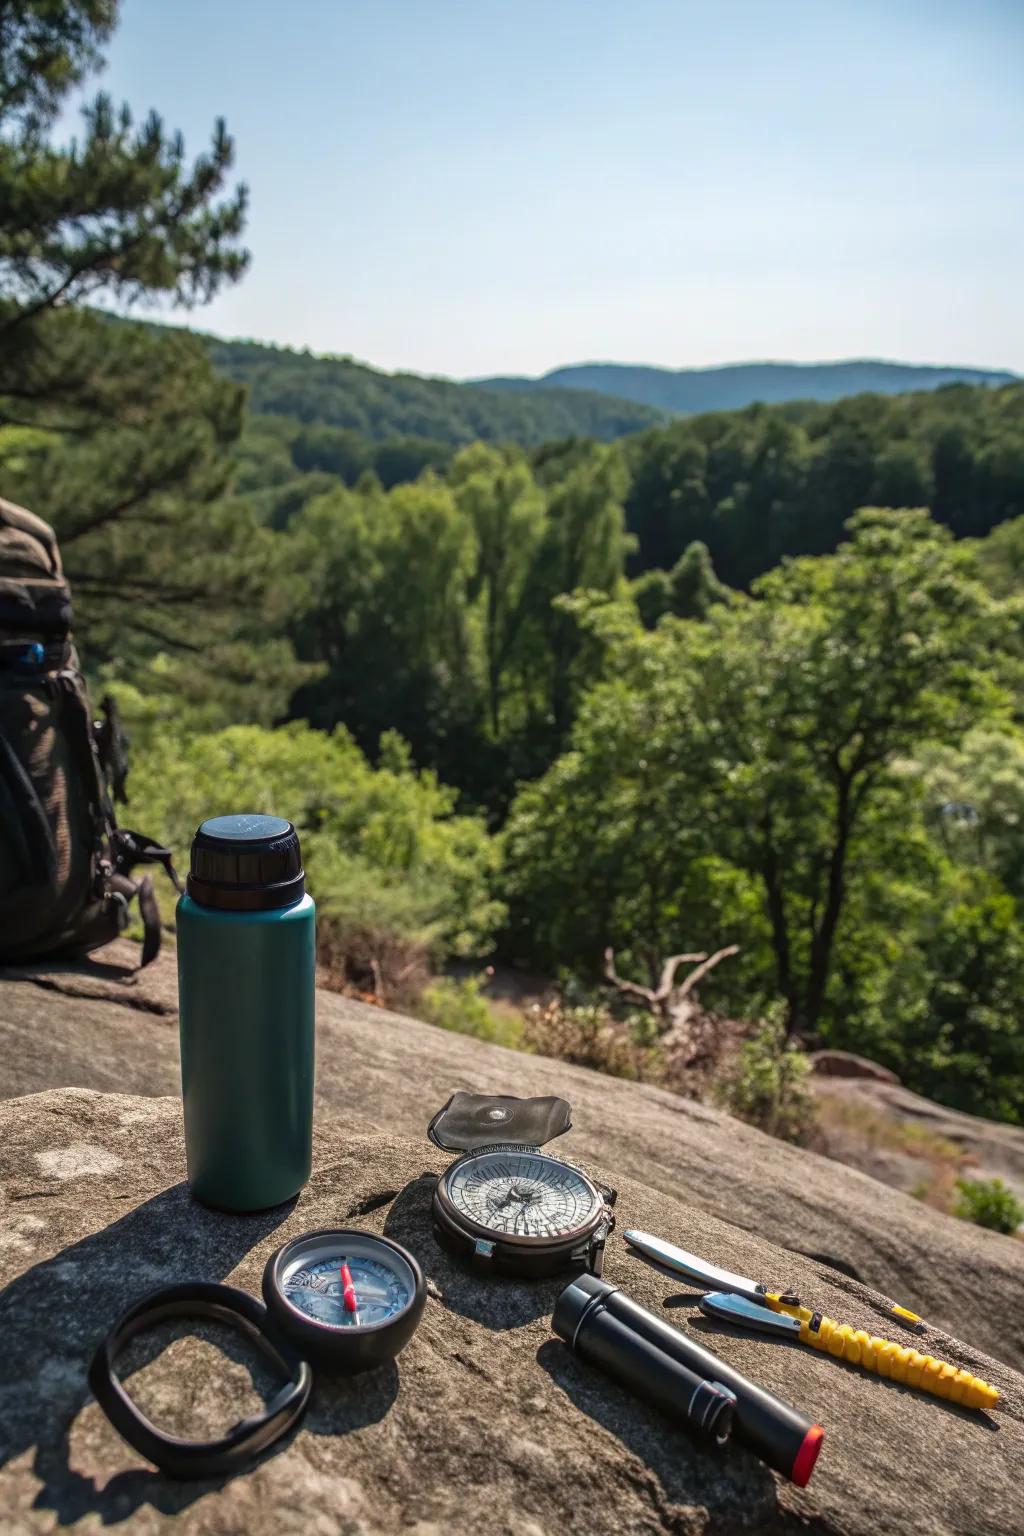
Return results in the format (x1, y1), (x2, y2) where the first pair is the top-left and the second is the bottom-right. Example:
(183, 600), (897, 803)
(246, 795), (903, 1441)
(623, 1230), (999, 1412)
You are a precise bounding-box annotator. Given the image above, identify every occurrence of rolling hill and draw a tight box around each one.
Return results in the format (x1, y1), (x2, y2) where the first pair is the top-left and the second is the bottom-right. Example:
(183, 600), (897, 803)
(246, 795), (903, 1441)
(204, 333), (1016, 451)
(207, 337), (666, 445)
(476, 359), (1016, 415)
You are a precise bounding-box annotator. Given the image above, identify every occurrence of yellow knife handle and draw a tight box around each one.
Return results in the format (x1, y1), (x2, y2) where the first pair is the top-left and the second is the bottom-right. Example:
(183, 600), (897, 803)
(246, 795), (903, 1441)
(764, 1295), (999, 1411)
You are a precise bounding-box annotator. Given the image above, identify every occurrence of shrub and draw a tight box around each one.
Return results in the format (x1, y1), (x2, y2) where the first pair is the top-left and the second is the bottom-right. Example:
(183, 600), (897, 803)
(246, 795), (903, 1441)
(121, 719), (504, 967)
(714, 1016), (815, 1144)
(418, 976), (523, 1049)
(523, 998), (661, 1081)
(953, 1177), (1024, 1234)
(314, 874), (432, 1010)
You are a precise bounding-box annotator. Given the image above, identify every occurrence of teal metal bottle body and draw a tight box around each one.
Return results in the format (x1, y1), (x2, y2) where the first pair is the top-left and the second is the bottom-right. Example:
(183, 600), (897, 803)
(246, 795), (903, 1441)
(177, 889), (315, 1211)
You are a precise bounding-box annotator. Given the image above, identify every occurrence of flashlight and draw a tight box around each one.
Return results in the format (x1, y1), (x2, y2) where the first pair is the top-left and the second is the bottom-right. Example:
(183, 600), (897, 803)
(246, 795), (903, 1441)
(553, 1274), (824, 1485)
(554, 1274), (736, 1446)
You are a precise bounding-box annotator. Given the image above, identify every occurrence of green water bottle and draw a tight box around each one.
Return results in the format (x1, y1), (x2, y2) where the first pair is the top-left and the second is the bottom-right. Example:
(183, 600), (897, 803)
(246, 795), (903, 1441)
(177, 813), (315, 1211)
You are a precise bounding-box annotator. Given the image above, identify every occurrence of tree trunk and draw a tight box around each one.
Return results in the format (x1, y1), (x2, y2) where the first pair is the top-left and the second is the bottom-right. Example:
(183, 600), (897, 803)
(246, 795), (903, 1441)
(801, 773), (853, 1035)
(487, 580), (501, 736)
(760, 827), (800, 1032)
(603, 944), (739, 1062)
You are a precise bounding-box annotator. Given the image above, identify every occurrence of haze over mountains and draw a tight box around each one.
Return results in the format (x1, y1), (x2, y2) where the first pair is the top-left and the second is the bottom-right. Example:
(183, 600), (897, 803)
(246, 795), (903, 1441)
(476, 359), (1017, 417)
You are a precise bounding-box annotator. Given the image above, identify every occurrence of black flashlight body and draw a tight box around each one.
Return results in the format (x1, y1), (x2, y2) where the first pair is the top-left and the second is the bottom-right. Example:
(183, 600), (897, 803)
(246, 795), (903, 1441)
(566, 1298), (737, 1445)
(553, 1274), (824, 1486)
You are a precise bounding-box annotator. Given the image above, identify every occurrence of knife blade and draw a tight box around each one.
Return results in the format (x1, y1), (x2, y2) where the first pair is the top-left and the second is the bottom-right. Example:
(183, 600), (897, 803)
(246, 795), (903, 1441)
(623, 1232), (927, 1336)
(699, 1291), (803, 1336)
(622, 1230), (768, 1301)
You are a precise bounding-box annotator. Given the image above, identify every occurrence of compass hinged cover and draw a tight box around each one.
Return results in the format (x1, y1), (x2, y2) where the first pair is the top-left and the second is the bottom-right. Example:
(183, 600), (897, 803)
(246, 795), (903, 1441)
(427, 1091), (572, 1152)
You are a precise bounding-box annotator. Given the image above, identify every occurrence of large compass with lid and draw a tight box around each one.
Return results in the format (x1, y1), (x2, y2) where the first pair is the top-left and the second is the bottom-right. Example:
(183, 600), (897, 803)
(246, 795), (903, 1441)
(429, 1093), (616, 1278)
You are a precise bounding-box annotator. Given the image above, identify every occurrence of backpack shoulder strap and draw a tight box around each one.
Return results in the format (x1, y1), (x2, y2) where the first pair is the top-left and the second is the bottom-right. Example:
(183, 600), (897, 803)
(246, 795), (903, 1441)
(110, 829), (184, 895)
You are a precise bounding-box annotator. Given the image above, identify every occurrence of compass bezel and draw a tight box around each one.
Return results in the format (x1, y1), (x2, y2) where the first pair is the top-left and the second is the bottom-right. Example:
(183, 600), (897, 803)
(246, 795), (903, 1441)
(432, 1142), (615, 1277)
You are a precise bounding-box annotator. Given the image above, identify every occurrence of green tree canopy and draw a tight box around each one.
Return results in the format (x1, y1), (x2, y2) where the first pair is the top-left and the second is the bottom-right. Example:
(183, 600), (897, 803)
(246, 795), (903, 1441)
(285, 443), (633, 808)
(1, 3), (246, 361)
(123, 718), (504, 960)
(0, 2), (115, 137)
(505, 510), (1006, 1040)
(622, 385), (1024, 587)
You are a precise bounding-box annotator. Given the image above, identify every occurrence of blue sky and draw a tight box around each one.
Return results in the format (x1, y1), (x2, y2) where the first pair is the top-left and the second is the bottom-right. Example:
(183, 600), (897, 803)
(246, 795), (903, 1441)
(66, 0), (1023, 377)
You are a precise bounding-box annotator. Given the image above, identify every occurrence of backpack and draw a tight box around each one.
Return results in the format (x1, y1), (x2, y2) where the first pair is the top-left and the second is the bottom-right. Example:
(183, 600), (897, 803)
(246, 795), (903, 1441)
(0, 496), (181, 967)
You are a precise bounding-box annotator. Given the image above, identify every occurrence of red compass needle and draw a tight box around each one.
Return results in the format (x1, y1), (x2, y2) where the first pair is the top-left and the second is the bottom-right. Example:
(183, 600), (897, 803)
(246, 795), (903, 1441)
(340, 1262), (359, 1313)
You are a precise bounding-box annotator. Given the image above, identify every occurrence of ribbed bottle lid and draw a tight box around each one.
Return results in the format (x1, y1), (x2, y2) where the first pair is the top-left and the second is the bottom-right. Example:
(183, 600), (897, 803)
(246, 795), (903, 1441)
(186, 814), (305, 911)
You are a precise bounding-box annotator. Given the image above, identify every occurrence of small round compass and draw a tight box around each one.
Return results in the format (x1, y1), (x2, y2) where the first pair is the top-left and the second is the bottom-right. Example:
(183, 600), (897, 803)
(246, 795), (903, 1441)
(262, 1229), (426, 1373)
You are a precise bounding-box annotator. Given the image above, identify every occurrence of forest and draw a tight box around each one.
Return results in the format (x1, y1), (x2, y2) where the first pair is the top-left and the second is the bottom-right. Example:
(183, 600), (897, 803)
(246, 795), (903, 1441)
(4, 3), (1024, 1129)
(224, 339), (1024, 590)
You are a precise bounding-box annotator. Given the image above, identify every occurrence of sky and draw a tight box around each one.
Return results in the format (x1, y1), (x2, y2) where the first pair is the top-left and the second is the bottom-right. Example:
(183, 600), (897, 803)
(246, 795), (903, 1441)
(64, 0), (1024, 378)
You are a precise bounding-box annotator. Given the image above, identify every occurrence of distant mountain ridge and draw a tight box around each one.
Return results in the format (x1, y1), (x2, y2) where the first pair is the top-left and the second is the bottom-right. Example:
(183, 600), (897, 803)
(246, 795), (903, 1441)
(199, 330), (1016, 448)
(206, 335), (666, 446)
(474, 359), (1017, 416)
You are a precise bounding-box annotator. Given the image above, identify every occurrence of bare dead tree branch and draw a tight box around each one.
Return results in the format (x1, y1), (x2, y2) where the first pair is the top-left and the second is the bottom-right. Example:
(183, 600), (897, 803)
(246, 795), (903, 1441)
(673, 945), (741, 1003)
(603, 941), (741, 1065)
(656, 952), (708, 999)
(603, 947), (657, 1009)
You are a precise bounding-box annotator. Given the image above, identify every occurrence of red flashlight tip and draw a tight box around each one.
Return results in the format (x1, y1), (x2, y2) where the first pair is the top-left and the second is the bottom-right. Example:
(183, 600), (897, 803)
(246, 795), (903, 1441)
(791, 1424), (824, 1487)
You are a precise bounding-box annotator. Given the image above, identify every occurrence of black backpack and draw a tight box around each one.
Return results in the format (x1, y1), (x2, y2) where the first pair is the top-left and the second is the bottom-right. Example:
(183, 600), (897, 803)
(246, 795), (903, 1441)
(0, 496), (181, 966)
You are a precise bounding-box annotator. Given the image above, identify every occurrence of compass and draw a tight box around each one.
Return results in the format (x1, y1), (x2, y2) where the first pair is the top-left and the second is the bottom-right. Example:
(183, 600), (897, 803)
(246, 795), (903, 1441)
(429, 1093), (616, 1278)
(262, 1229), (426, 1373)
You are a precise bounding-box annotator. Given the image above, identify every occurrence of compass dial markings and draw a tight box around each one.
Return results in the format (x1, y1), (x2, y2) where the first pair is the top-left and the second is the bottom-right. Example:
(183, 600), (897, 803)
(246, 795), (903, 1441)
(282, 1253), (410, 1329)
(445, 1148), (598, 1239)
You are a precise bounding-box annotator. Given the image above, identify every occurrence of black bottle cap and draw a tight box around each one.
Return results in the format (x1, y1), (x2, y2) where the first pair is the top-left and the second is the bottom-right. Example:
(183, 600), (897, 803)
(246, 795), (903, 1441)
(186, 814), (305, 912)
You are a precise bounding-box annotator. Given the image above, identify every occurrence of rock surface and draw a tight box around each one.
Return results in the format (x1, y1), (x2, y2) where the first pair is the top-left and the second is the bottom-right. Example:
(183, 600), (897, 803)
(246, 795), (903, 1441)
(810, 1050), (901, 1084)
(1, 1085), (1022, 1536)
(813, 1072), (1024, 1210)
(2, 942), (1024, 1373)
